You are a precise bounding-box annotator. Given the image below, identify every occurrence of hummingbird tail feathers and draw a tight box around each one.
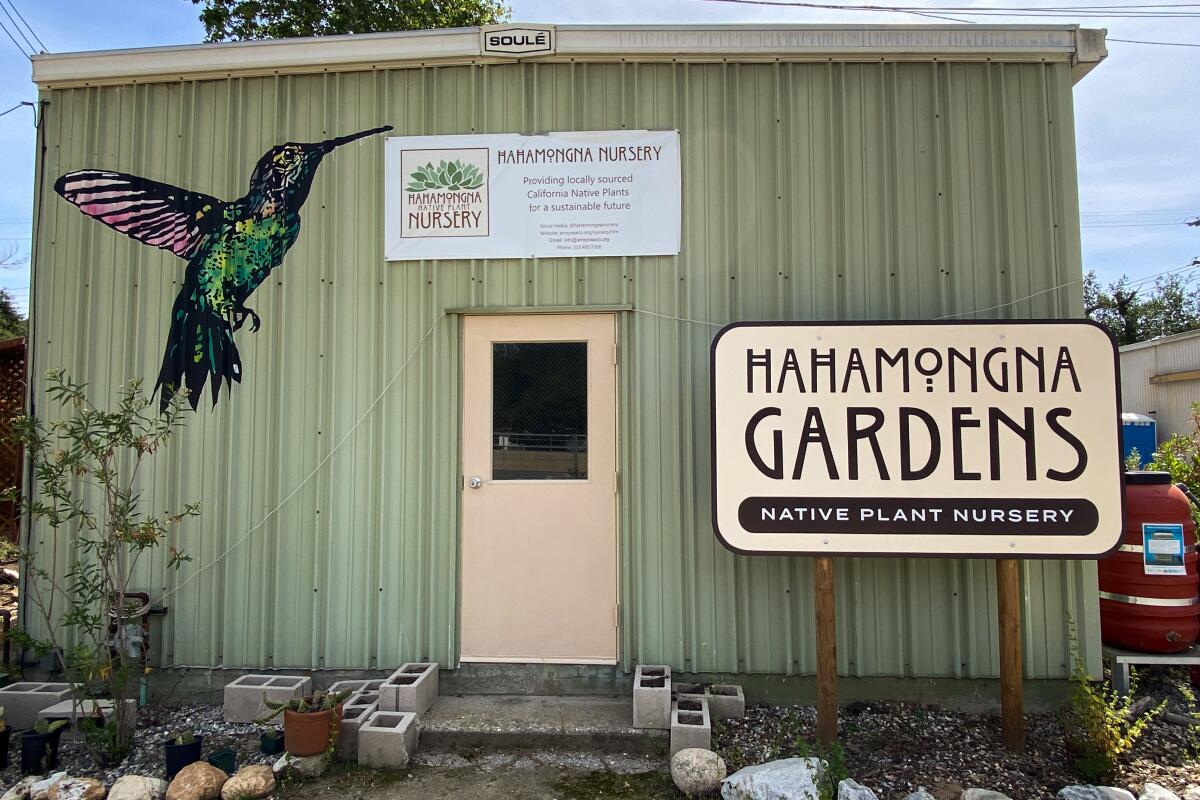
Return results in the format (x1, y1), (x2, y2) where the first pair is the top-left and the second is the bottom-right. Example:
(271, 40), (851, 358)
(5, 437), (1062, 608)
(156, 296), (243, 413)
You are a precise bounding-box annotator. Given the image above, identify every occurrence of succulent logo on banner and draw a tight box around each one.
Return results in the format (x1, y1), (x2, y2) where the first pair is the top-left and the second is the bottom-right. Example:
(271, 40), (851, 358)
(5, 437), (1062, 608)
(384, 130), (681, 261)
(400, 148), (490, 239)
(710, 320), (1124, 558)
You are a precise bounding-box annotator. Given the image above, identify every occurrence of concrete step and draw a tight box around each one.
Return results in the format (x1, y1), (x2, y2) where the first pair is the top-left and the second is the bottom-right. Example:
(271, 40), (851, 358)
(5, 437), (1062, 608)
(418, 694), (668, 756)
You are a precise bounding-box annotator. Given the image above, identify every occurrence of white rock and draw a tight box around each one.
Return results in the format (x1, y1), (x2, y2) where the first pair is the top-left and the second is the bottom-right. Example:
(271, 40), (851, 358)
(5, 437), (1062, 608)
(30, 773), (67, 800)
(671, 749), (727, 797)
(109, 776), (168, 800)
(721, 757), (824, 800)
(904, 791), (936, 800)
(1182, 788), (1200, 800)
(962, 791), (1014, 800)
(2, 777), (43, 800)
(271, 753), (328, 779)
(1058, 787), (1136, 800)
(1141, 785), (1182, 800)
(838, 779), (878, 800)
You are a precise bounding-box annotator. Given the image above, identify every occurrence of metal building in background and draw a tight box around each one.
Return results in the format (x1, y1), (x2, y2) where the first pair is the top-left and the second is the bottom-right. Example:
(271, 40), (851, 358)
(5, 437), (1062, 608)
(26, 24), (1107, 694)
(1121, 329), (1200, 449)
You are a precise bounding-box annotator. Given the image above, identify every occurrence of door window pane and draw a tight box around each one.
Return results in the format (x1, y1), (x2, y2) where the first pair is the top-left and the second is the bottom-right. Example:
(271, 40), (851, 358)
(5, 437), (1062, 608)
(493, 342), (587, 480)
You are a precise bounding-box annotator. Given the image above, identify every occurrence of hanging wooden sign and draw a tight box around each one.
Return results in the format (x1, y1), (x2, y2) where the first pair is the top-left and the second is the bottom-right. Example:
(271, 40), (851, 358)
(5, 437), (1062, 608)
(710, 320), (1123, 558)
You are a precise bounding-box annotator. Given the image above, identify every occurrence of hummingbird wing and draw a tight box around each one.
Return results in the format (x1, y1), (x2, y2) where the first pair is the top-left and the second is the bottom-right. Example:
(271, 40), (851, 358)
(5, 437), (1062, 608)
(54, 170), (225, 259)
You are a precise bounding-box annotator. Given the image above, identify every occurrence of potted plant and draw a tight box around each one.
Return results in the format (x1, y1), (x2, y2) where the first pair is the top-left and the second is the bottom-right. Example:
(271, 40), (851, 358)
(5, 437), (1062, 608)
(163, 730), (203, 780)
(207, 747), (236, 774)
(0, 706), (8, 769)
(21, 719), (67, 775)
(259, 689), (352, 757)
(259, 727), (285, 755)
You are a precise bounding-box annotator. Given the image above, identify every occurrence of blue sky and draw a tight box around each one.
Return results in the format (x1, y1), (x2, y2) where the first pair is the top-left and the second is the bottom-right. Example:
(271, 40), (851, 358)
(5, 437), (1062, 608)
(0, 0), (1196, 315)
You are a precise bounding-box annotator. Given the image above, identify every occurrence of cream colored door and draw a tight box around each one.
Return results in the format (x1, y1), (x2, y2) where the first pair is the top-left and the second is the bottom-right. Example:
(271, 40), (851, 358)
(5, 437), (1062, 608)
(460, 313), (618, 664)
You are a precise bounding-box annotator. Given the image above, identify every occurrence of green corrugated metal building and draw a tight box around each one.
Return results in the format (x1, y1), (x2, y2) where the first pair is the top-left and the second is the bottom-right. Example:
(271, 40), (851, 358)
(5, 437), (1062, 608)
(25, 23), (1108, 696)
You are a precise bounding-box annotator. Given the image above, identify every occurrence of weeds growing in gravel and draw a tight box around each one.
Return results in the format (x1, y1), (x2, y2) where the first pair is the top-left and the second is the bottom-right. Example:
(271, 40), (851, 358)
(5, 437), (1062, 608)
(1061, 628), (1165, 783)
(795, 738), (849, 800)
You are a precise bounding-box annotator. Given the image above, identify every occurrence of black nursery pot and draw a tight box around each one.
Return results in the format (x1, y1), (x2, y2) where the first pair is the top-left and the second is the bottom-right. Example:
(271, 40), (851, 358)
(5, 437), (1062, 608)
(259, 732), (285, 755)
(164, 734), (204, 780)
(20, 729), (60, 775)
(0, 727), (10, 769)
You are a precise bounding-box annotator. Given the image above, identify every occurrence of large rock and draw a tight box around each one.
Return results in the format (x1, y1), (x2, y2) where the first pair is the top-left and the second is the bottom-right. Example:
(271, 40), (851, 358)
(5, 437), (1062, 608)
(962, 792), (1014, 800)
(1141, 786), (1181, 800)
(46, 779), (104, 800)
(839, 780), (879, 800)
(1182, 789), (1200, 800)
(671, 749), (727, 797)
(3, 777), (43, 800)
(166, 763), (228, 800)
(271, 753), (328, 779)
(721, 757), (824, 800)
(109, 776), (168, 800)
(904, 791), (936, 800)
(219, 767), (274, 800)
(31, 774), (67, 800)
(1058, 787), (1136, 800)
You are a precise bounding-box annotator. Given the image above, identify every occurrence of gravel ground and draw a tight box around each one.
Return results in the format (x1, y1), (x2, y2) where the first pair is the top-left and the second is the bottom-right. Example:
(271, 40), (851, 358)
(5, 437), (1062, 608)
(712, 667), (1200, 800)
(0, 703), (277, 788)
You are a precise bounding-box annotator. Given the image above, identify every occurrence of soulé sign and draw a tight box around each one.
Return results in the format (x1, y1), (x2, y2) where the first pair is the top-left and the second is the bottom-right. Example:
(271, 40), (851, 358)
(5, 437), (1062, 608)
(710, 320), (1123, 557)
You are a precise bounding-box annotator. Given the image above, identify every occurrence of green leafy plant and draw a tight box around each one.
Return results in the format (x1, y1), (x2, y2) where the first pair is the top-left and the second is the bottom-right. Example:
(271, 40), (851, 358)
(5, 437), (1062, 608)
(33, 718), (68, 736)
(792, 738), (848, 800)
(1125, 448), (1144, 472)
(1180, 682), (1200, 760)
(405, 160), (485, 192)
(257, 688), (354, 721)
(170, 730), (196, 746)
(0, 371), (199, 766)
(1060, 624), (1164, 783)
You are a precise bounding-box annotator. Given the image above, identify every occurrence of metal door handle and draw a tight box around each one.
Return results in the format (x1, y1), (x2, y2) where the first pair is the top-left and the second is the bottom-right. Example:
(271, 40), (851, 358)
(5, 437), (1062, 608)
(468, 476), (483, 489)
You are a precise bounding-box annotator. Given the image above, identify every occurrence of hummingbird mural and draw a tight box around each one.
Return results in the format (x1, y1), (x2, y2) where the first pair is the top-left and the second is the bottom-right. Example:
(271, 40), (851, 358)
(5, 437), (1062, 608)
(54, 124), (393, 411)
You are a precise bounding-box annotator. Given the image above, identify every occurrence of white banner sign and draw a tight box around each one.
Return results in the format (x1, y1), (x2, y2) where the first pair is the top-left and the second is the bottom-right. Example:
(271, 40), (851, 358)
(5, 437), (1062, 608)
(711, 320), (1124, 558)
(384, 130), (680, 261)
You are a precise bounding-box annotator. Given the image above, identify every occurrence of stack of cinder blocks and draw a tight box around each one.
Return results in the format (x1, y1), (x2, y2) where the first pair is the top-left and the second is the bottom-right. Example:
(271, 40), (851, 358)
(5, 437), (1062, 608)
(647, 674), (747, 756)
(0, 683), (73, 729)
(223, 675), (312, 723)
(337, 663), (438, 769)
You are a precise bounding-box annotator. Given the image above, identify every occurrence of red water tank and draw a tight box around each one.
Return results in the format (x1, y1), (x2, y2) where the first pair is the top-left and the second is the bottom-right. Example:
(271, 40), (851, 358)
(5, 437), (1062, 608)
(1099, 471), (1199, 653)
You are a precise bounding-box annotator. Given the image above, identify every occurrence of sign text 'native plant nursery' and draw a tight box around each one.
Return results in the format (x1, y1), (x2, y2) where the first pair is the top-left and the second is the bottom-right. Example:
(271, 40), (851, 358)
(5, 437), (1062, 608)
(711, 321), (1124, 558)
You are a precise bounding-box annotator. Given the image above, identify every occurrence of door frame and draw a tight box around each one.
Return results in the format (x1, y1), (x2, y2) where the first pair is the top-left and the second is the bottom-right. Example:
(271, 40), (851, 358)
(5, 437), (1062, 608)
(453, 308), (623, 666)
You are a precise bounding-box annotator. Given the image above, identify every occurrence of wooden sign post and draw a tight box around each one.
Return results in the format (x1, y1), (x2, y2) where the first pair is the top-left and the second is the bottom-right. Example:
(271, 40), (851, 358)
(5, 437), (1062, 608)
(996, 558), (1025, 752)
(814, 556), (838, 747)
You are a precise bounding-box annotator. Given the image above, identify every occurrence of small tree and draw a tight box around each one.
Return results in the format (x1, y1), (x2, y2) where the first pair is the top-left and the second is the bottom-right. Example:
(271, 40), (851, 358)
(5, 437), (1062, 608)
(2, 370), (198, 764)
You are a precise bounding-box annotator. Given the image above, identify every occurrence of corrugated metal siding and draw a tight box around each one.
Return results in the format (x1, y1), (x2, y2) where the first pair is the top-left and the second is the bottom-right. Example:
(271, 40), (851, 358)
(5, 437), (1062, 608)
(1121, 333), (1200, 445)
(28, 58), (1098, 678)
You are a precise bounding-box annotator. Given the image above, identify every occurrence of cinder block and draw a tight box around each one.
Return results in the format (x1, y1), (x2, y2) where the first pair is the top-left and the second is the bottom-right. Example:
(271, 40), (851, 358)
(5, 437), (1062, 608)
(379, 664), (438, 716)
(0, 683), (73, 729)
(347, 690), (380, 708)
(670, 697), (711, 756)
(673, 682), (704, 699)
(356, 711), (419, 769)
(706, 684), (745, 720)
(223, 675), (312, 723)
(336, 700), (379, 762)
(328, 679), (384, 696)
(633, 665), (672, 730)
(39, 698), (137, 737)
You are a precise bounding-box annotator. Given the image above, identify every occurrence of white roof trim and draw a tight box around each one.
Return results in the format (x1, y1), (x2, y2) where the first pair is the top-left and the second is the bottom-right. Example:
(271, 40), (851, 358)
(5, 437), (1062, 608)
(1119, 327), (1200, 353)
(31, 23), (1106, 89)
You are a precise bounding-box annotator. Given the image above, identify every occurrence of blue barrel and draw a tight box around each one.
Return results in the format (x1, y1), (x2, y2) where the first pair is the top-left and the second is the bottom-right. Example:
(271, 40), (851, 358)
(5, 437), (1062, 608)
(1122, 413), (1157, 467)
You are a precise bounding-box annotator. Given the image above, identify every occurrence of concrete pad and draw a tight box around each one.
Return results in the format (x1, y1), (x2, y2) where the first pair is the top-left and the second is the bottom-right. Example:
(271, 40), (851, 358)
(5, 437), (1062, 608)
(357, 711), (419, 769)
(419, 694), (667, 755)
(379, 663), (438, 717)
(633, 665), (672, 730)
(223, 675), (312, 723)
(670, 697), (711, 756)
(0, 683), (73, 729)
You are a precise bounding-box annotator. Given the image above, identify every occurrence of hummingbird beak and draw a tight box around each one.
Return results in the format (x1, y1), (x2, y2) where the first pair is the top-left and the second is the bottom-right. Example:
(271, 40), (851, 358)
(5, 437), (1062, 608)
(319, 125), (393, 154)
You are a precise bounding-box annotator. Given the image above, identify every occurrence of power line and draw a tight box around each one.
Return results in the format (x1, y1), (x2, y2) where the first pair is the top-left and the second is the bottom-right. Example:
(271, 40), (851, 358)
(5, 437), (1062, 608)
(0, 17), (30, 60)
(700, 0), (1200, 16)
(1108, 36), (1200, 45)
(0, 0), (33, 56)
(0, 101), (32, 118)
(1, 0), (46, 53)
(1081, 221), (1195, 228)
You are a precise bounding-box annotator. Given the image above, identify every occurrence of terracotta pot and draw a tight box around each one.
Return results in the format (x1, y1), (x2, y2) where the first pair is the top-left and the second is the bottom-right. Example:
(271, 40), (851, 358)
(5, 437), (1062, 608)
(283, 705), (342, 757)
